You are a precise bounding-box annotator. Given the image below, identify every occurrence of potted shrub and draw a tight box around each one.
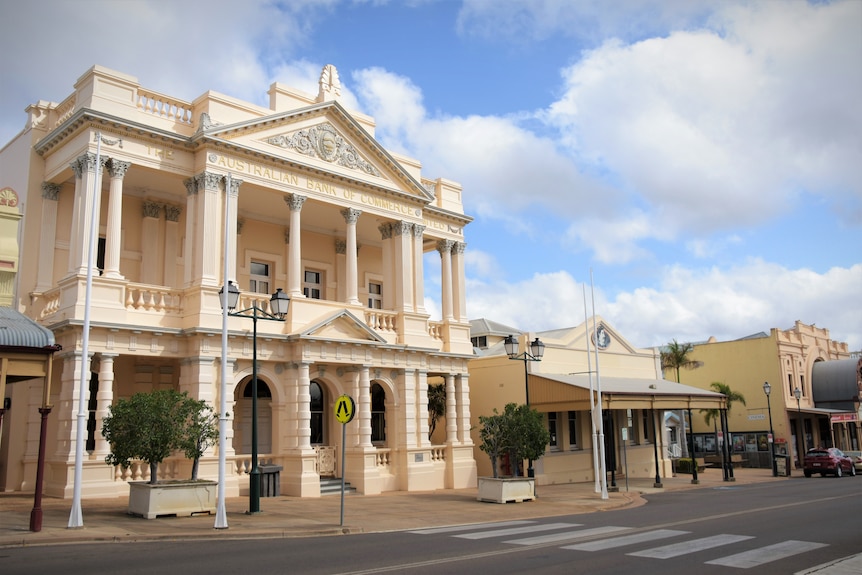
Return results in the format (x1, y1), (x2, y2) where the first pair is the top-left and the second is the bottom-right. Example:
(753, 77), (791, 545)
(102, 389), (219, 518)
(477, 402), (549, 503)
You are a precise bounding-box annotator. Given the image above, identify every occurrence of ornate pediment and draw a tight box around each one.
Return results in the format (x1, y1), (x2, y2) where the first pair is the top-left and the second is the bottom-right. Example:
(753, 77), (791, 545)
(300, 310), (387, 343)
(265, 123), (380, 177)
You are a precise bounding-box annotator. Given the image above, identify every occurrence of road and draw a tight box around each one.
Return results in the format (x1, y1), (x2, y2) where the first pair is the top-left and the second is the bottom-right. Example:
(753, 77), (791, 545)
(1, 476), (859, 574)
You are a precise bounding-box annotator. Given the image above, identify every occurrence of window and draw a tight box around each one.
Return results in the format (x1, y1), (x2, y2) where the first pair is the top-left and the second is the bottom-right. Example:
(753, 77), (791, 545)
(371, 383), (386, 443)
(548, 412), (558, 449)
(250, 261), (270, 294)
(310, 381), (324, 445)
(303, 270), (322, 299)
(470, 336), (488, 349)
(86, 372), (98, 452)
(568, 411), (578, 449)
(368, 282), (382, 309)
(96, 237), (106, 276)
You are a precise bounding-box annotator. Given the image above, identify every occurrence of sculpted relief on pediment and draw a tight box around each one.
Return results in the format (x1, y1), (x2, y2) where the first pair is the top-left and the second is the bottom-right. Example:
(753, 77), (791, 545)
(266, 123), (380, 177)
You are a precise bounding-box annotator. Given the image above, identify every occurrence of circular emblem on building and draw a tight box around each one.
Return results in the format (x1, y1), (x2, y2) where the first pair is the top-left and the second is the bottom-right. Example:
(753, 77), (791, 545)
(593, 325), (611, 350)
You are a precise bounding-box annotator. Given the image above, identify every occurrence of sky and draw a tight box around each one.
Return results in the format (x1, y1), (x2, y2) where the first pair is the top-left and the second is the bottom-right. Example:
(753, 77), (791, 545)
(1, 0), (860, 351)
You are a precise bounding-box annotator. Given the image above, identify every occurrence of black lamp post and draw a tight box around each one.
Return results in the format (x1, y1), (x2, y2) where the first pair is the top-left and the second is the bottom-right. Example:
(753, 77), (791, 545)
(763, 381), (777, 477)
(219, 281), (289, 514)
(504, 334), (544, 479)
(794, 386), (804, 470)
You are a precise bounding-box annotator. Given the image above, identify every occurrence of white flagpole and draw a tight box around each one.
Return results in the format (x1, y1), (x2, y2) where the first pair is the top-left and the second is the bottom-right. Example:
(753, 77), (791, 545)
(69, 133), (103, 528)
(591, 269), (608, 500)
(583, 285), (600, 494)
(215, 174), (232, 529)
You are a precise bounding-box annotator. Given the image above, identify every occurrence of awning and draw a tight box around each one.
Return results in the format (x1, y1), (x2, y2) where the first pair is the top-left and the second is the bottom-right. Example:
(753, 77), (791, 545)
(793, 406), (857, 421)
(528, 373), (727, 411)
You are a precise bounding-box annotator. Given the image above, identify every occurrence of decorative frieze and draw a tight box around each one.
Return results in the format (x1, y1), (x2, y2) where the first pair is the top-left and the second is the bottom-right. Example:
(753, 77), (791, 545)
(266, 123), (380, 177)
(41, 182), (60, 201)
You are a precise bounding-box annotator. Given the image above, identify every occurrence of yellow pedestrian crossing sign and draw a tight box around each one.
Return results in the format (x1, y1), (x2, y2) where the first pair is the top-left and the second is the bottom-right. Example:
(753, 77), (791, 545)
(335, 394), (355, 424)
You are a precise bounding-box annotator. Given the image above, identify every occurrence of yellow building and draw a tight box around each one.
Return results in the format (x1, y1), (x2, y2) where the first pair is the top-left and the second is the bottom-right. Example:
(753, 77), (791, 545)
(469, 318), (726, 488)
(679, 322), (858, 469)
(0, 64), (477, 499)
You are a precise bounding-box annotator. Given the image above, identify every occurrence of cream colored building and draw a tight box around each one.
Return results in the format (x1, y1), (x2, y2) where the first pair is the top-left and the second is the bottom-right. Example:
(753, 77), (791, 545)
(468, 318), (726, 487)
(0, 64), (477, 499)
(680, 322), (858, 469)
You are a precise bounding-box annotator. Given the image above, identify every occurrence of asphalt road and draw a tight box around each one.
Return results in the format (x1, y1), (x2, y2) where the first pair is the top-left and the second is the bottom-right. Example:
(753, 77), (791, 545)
(1, 476), (859, 574)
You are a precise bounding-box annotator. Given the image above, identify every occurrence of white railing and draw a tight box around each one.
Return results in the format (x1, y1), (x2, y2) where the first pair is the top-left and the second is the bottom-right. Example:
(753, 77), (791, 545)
(125, 283), (183, 313)
(375, 448), (391, 469)
(430, 446), (446, 462)
(667, 443), (682, 458)
(112, 458), (181, 483)
(365, 309), (398, 334)
(53, 94), (77, 129)
(136, 88), (194, 125)
(428, 321), (443, 340)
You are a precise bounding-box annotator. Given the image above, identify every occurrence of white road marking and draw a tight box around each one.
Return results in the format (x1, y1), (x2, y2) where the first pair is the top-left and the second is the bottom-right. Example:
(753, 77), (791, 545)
(705, 540), (829, 569)
(455, 522), (580, 540)
(408, 520), (536, 535)
(629, 534), (755, 559)
(506, 526), (631, 546)
(562, 529), (689, 551)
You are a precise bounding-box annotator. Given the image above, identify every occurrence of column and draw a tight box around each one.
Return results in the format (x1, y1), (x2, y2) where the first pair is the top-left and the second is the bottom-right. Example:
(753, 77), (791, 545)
(378, 223), (394, 309)
(182, 172), (222, 287)
(140, 201), (161, 284)
(444, 374), (457, 444)
(182, 177), (198, 287)
(224, 175), (241, 285)
(296, 362), (311, 450)
(36, 183), (60, 292)
(284, 194), (306, 298)
(412, 225), (426, 313)
(94, 353), (117, 457)
(437, 240), (454, 321)
(55, 351), (90, 461)
(335, 239), (347, 303)
(393, 222), (413, 312)
(103, 159), (130, 279)
(75, 153), (106, 275)
(164, 205), (182, 287)
(359, 366), (372, 448)
(399, 369), (417, 449)
(452, 242), (467, 321)
(341, 208), (362, 305)
(456, 373), (471, 444)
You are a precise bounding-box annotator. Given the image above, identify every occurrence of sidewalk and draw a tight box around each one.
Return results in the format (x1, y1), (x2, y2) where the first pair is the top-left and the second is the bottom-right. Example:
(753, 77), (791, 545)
(0, 468), (785, 548)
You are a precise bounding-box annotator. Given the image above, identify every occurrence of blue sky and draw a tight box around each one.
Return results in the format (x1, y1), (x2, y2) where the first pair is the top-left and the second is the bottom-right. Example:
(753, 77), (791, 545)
(1, 0), (860, 350)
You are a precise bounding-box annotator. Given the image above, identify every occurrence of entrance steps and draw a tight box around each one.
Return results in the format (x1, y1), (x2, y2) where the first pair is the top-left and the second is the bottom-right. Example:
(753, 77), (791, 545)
(320, 477), (357, 496)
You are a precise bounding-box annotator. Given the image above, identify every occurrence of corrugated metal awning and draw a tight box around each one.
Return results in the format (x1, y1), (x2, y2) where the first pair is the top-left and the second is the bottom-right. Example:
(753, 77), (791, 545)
(0, 307), (56, 349)
(528, 373), (727, 411)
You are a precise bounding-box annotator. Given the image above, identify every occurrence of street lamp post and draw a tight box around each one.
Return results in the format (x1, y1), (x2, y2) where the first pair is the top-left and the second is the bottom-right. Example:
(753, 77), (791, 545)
(504, 334), (545, 480)
(219, 282), (289, 514)
(763, 382), (777, 477)
(794, 386), (804, 470)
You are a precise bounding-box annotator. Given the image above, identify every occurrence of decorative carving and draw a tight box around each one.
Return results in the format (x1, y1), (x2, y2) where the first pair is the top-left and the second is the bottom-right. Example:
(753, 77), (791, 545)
(284, 193), (306, 211)
(318, 64), (342, 102)
(412, 224), (425, 238)
(0, 187), (19, 207)
(393, 221), (413, 237)
(436, 239), (454, 255)
(142, 201), (162, 219)
(453, 242), (467, 255)
(266, 123), (380, 176)
(164, 205), (182, 222)
(95, 133), (123, 148)
(378, 222), (393, 240)
(41, 182), (60, 201)
(224, 174), (242, 196)
(341, 207), (361, 224)
(107, 159), (131, 179)
(335, 238), (346, 255)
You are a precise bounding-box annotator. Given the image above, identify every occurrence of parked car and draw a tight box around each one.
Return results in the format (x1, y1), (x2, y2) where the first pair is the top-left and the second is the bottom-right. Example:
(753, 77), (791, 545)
(843, 450), (862, 473)
(803, 447), (857, 478)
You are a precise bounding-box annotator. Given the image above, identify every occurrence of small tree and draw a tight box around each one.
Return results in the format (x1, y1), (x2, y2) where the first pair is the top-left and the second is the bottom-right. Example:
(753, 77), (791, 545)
(102, 389), (218, 484)
(479, 403), (550, 478)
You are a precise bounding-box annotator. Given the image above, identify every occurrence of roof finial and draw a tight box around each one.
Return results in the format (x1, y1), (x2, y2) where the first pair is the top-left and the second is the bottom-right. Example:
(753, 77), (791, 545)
(317, 64), (342, 103)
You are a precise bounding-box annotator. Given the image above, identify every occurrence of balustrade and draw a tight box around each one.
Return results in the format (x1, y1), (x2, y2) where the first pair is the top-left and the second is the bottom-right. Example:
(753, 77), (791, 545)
(136, 89), (193, 125)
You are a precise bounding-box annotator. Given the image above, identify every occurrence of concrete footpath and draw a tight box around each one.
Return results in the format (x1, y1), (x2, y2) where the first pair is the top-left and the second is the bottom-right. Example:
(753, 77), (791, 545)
(0, 468), (859, 572)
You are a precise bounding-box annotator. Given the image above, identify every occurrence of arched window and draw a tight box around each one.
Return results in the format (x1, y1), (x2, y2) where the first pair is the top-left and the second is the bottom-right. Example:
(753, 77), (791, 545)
(371, 383), (386, 443)
(310, 381), (324, 445)
(242, 380), (272, 398)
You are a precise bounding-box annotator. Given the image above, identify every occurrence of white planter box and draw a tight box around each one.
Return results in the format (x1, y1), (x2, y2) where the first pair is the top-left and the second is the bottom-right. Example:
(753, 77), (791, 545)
(477, 476), (535, 503)
(128, 480), (218, 519)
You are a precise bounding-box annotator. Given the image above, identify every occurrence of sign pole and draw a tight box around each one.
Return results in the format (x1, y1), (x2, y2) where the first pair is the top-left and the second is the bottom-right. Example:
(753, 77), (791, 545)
(334, 394), (355, 527)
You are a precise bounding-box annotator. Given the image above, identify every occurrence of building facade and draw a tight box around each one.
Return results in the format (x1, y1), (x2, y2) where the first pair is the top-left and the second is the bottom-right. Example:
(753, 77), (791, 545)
(681, 322), (858, 469)
(469, 318), (726, 488)
(0, 64), (477, 499)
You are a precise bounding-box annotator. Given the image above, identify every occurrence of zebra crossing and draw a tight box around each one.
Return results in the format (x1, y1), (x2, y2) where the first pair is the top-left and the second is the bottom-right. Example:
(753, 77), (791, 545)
(408, 520), (829, 569)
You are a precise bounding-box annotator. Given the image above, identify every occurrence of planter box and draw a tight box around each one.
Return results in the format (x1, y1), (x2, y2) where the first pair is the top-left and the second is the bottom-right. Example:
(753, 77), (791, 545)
(128, 480), (218, 519)
(477, 476), (535, 504)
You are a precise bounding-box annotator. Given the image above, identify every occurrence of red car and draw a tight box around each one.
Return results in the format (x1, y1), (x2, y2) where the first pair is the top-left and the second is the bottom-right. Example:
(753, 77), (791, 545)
(803, 447), (857, 478)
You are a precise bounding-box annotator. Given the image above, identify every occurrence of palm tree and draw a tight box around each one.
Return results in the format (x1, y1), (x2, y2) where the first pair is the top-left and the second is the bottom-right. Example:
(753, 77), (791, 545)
(660, 339), (703, 383)
(660, 340), (703, 457)
(700, 381), (747, 455)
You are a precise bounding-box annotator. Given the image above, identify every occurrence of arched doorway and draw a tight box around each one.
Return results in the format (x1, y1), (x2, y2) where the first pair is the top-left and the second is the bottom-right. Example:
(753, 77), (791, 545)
(371, 383), (387, 445)
(311, 379), (336, 477)
(234, 378), (272, 455)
